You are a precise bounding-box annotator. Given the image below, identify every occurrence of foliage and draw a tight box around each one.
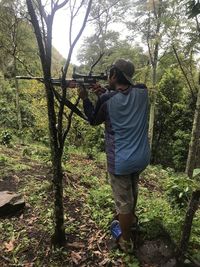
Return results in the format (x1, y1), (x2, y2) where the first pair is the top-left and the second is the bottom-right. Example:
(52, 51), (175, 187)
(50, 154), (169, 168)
(0, 143), (200, 265)
(0, 130), (12, 145)
(187, 0), (200, 18)
(88, 184), (114, 229)
(165, 173), (196, 208)
(152, 68), (194, 170)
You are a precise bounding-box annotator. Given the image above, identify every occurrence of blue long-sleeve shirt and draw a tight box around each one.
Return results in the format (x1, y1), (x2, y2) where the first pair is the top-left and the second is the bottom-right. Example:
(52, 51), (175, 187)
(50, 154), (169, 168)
(83, 85), (150, 175)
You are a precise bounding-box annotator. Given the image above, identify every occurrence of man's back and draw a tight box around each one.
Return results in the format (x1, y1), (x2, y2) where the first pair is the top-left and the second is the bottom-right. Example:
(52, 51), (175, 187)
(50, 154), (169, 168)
(105, 84), (150, 175)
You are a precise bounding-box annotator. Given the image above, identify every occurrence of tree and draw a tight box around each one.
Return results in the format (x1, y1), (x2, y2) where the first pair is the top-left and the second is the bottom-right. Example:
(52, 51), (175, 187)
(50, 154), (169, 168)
(0, 0), (41, 132)
(26, 0), (92, 247)
(126, 0), (170, 150)
(176, 2), (200, 263)
(184, 0), (200, 177)
(77, 0), (129, 71)
(152, 68), (192, 170)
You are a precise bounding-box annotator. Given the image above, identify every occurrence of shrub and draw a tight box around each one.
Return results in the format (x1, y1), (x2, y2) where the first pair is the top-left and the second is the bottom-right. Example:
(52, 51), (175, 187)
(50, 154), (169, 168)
(165, 173), (196, 208)
(0, 130), (12, 145)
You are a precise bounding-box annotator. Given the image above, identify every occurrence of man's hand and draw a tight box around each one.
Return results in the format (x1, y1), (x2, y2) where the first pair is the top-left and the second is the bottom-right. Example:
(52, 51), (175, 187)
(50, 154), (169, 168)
(68, 80), (76, 88)
(78, 86), (88, 100)
(90, 83), (106, 96)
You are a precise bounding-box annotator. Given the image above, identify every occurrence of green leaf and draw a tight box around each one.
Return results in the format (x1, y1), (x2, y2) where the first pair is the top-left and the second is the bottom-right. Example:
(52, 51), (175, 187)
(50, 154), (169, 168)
(193, 168), (200, 178)
(179, 192), (183, 198)
(185, 186), (189, 192)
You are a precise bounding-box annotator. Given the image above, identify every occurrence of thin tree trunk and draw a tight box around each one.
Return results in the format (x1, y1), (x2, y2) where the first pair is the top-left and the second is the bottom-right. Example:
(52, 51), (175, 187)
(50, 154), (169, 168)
(14, 58), (22, 131)
(148, 65), (157, 150)
(177, 190), (200, 264)
(179, 78), (200, 265)
(195, 141), (200, 168)
(44, 81), (66, 247)
(52, 150), (65, 246)
(185, 84), (200, 178)
(147, 0), (162, 150)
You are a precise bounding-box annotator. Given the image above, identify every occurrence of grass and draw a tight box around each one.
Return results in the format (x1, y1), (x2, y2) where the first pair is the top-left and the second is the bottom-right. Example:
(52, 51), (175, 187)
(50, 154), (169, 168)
(0, 142), (200, 266)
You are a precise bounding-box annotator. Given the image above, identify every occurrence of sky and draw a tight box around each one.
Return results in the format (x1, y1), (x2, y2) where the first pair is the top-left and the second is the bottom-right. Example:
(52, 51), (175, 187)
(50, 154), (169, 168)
(51, 3), (128, 65)
(52, 6), (94, 65)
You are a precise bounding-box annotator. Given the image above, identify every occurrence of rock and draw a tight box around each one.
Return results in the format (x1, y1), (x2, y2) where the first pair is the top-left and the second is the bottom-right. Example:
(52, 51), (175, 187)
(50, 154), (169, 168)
(0, 191), (25, 216)
(162, 258), (177, 267)
(137, 239), (175, 267)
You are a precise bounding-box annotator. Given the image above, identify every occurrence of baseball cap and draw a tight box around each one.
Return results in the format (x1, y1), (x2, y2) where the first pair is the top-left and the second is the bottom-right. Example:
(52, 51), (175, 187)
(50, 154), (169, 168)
(112, 58), (135, 85)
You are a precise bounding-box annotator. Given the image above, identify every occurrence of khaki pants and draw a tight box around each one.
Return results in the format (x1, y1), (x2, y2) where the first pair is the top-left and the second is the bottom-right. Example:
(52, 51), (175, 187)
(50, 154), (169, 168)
(109, 172), (139, 214)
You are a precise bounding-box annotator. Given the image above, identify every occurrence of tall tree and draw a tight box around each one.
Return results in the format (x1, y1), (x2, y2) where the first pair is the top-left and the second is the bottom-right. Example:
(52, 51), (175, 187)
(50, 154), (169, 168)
(77, 0), (128, 70)
(176, 2), (200, 263)
(126, 0), (171, 150)
(126, 0), (194, 151)
(26, 0), (92, 247)
(0, 0), (41, 131)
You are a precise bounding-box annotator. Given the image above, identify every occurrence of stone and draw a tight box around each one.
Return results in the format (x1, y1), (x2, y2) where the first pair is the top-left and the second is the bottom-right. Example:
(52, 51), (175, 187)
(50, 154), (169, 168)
(0, 191), (25, 216)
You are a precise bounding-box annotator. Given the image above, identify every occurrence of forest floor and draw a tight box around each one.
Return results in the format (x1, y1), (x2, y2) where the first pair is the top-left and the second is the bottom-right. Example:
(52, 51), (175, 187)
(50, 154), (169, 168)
(0, 143), (200, 267)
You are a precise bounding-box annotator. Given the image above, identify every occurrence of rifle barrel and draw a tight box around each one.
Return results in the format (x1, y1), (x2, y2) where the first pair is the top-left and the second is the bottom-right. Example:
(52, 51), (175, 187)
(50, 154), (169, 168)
(16, 76), (44, 81)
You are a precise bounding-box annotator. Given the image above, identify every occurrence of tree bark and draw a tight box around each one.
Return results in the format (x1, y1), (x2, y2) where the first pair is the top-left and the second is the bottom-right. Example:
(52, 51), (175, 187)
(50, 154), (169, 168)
(44, 81), (66, 247)
(148, 65), (157, 150)
(51, 149), (65, 246)
(14, 57), (22, 131)
(147, 0), (162, 150)
(177, 190), (200, 264)
(185, 84), (200, 178)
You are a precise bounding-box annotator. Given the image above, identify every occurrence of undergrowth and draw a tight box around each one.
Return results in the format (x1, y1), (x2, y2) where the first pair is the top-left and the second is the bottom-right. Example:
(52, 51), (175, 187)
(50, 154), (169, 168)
(0, 142), (200, 266)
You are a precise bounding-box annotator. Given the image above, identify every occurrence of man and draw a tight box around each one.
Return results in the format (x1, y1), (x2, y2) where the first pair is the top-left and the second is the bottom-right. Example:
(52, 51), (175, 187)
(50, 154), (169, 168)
(79, 58), (150, 252)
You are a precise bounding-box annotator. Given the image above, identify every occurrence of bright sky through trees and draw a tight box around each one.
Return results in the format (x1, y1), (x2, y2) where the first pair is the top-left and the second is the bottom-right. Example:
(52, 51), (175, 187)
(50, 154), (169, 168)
(52, 6), (127, 65)
(52, 7), (93, 64)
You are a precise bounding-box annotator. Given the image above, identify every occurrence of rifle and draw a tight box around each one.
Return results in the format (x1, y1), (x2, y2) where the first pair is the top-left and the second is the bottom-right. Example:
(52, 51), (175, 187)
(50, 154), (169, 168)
(16, 67), (107, 87)
(16, 68), (108, 120)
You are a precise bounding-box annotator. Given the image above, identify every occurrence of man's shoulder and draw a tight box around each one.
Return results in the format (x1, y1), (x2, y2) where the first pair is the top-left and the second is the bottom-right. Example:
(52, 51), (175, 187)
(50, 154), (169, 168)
(133, 83), (148, 89)
(100, 90), (117, 103)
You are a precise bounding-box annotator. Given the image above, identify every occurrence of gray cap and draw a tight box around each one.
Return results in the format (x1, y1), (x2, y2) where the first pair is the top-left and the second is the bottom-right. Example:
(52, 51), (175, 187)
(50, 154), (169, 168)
(113, 58), (135, 85)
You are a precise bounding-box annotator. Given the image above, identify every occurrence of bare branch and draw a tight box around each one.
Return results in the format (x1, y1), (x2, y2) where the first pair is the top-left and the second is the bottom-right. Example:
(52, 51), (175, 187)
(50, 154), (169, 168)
(38, 1), (48, 52)
(90, 52), (104, 73)
(69, 0), (76, 46)
(56, 0), (92, 148)
(152, 0), (158, 19)
(38, 0), (48, 23)
(53, 0), (69, 13)
(147, 12), (154, 66)
(15, 56), (35, 76)
(172, 44), (196, 101)
(73, 0), (85, 18)
(26, 0), (47, 73)
(62, 96), (81, 145)
(87, 0), (120, 22)
(62, 0), (93, 77)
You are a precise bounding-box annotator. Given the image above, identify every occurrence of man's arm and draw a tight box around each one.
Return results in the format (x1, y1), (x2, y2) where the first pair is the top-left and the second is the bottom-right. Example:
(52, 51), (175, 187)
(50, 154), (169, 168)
(83, 96), (107, 126)
(79, 84), (111, 125)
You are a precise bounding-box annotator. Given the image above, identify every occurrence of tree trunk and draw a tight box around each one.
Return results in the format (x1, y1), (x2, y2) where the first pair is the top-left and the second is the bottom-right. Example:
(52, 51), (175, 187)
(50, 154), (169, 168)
(148, 65), (157, 150)
(176, 190), (200, 264)
(185, 85), (200, 178)
(45, 82), (66, 247)
(14, 57), (22, 131)
(147, 0), (162, 151)
(195, 141), (200, 168)
(52, 150), (65, 247)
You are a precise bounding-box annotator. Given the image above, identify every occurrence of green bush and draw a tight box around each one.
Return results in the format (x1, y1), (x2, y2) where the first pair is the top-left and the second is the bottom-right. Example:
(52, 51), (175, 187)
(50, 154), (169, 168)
(0, 130), (12, 145)
(165, 173), (195, 208)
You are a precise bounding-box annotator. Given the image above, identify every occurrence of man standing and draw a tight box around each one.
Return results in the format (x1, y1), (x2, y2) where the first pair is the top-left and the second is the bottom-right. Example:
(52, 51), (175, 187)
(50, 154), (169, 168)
(79, 59), (150, 252)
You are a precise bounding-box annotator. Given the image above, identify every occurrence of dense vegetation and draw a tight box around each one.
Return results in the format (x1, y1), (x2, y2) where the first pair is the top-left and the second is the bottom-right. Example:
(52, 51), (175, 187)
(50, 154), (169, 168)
(0, 0), (200, 266)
